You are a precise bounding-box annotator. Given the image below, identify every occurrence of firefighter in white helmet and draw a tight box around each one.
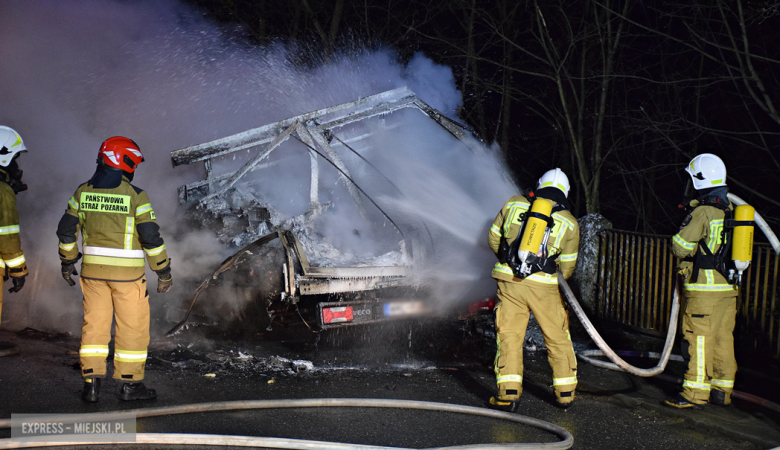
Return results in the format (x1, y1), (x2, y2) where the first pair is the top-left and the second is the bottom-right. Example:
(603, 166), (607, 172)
(664, 153), (738, 409)
(0, 126), (29, 334)
(488, 168), (580, 410)
(56, 136), (173, 402)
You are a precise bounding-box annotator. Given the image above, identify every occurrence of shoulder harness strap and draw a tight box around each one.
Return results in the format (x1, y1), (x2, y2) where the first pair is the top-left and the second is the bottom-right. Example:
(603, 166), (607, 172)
(685, 197), (732, 283)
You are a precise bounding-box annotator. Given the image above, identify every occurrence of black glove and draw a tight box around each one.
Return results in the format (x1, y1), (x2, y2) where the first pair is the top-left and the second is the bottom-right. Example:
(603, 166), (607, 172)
(61, 253), (82, 287)
(8, 275), (25, 293)
(155, 266), (173, 293)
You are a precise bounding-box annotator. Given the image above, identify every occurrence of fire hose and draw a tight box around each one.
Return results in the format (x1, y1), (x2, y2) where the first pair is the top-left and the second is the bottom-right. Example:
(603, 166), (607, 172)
(558, 271), (681, 377)
(0, 398), (573, 449)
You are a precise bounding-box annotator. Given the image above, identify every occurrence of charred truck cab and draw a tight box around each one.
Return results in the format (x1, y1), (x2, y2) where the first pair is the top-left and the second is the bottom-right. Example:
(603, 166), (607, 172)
(169, 88), (478, 331)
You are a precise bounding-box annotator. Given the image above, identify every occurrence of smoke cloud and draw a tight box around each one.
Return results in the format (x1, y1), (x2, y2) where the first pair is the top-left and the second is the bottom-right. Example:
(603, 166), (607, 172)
(0, 0), (517, 334)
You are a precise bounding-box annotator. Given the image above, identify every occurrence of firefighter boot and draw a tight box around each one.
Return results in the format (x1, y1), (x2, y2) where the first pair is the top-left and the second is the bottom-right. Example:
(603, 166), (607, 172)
(556, 391), (575, 409)
(489, 397), (519, 413)
(663, 393), (704, 410)
(81, 378), (100, 403)
(710, 389), (731, 407)
(119, 382), (157, 401)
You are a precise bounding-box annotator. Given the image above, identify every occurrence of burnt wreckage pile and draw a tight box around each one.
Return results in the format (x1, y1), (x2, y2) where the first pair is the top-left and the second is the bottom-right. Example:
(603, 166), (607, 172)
(153, 346), (316, 378)
(170, 88), (480, 330)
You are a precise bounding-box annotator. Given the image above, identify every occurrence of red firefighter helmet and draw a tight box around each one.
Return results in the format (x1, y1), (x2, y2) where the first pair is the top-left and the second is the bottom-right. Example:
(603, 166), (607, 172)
(98, 136), (144, 173)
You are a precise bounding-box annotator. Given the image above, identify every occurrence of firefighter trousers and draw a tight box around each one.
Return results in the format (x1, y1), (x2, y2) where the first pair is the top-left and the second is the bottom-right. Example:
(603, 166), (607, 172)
(494, 279), (578, 403)
(79, 277), (150, 381)
(680, 294), (737, 405)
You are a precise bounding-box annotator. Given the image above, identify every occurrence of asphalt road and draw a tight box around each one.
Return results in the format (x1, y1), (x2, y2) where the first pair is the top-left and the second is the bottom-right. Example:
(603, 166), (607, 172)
(0, 316), (778, 450)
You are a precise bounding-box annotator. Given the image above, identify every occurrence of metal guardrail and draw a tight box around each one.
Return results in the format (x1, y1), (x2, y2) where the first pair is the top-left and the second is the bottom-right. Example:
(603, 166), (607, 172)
(595, 229), (780, 358)
(739, 242), (780, 358)
(596, 230), (678, 336)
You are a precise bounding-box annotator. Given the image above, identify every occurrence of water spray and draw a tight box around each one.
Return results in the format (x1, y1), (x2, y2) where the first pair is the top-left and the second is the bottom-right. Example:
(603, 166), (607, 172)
(291, 134), (406, 242)
(328, 130), (436, 252)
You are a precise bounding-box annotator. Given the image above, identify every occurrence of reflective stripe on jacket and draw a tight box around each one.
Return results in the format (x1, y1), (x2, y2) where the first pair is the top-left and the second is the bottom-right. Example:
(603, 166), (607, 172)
(488, 195), (579, 284)
(672, 202), (737, 297)
(0, 172), (27, 277)
(56, 177), (169, 281)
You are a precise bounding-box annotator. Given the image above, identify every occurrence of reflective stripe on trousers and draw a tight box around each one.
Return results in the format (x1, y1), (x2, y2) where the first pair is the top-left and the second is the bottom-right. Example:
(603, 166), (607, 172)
(4, 254), (25, 267)
(114, 349), (148, 363)
(79, 344), (110, 357)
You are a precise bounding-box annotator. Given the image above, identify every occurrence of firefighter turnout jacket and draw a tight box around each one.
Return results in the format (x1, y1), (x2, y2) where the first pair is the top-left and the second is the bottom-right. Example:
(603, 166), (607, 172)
(57, 176), (169, 279)
(672, 199), (737, 298)
(0, 168), (28, 321)
(488, 194), (579, 284)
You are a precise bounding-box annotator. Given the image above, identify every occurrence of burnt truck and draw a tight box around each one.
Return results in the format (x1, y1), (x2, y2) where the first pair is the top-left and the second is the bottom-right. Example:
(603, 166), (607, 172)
(168, 87), (484, 332)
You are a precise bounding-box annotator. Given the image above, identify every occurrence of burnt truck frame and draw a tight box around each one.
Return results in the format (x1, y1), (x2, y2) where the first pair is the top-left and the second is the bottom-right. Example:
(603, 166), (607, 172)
(170, 87), (480, 329)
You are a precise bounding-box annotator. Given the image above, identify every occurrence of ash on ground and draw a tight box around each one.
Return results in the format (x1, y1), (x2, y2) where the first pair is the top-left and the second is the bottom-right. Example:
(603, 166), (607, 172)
(151, 347), (317, 378)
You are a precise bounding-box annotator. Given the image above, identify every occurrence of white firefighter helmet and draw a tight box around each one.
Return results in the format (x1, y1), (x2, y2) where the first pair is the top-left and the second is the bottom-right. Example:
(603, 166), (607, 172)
(537, 168), (571, 198)
(685, 153), (727, 190)
(0, 126), (27, 168)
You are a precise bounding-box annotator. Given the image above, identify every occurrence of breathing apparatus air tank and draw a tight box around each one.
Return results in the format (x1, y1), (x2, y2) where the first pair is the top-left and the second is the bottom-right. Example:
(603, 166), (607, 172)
(508, 198), (554, 278)
(730, 204), (755, 284)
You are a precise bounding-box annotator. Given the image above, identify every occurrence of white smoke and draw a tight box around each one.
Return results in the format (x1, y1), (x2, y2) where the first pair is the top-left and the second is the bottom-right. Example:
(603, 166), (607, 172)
(0, 0), (517, 334)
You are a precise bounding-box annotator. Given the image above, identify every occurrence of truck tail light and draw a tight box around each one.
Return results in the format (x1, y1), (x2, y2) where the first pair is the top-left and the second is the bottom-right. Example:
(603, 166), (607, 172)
(322, 306), (354, 324)
(468, 298), (496, 314)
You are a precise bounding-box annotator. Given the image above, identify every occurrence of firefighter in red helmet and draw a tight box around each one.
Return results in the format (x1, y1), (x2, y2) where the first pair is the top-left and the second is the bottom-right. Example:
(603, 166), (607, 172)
(57, 136), (173, 402)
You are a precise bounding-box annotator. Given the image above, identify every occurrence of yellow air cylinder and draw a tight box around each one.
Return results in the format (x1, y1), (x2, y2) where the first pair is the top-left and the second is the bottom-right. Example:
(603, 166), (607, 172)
(732, 204), (755, 267)
(519, 198), (553, 254)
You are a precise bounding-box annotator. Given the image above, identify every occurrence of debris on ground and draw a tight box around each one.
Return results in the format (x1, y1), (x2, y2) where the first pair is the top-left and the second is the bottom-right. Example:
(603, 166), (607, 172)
(153, 348), (318, 378)
(16, 327), (72, 343)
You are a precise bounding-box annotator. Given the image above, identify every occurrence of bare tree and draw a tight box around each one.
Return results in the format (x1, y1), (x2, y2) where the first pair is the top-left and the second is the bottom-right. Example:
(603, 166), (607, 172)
(602, 0), (780, 223)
